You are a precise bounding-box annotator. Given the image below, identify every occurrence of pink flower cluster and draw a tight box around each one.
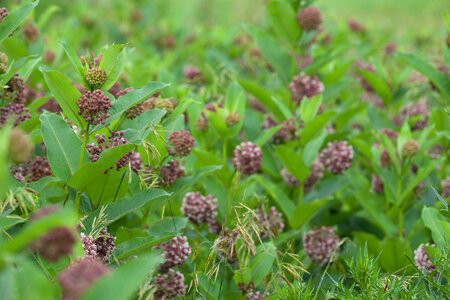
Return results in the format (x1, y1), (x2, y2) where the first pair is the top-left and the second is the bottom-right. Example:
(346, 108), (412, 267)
(77, 90), (112, 125)
(254, 206), (285, 238)
(232, 142), (263, 175)
(289, 73), (324, 105)
(303, 227), (340, 266)
(168, 129), (195, 157)
(181, 192), (218, 232)
(319, 141), (353, 174)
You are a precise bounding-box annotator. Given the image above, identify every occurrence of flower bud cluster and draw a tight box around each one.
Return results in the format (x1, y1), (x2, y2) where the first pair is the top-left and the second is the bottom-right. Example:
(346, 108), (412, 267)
(319, 141), (354, 174)
(77, 90), (112, 125)
(232, 142), (262, 175)
(303, 227), (340, 266)
(289, 73), (324, 105)
(168, 129), (195, 157)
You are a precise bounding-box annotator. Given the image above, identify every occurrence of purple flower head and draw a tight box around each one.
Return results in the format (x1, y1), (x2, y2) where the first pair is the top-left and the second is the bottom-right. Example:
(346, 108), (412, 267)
(11, 156), (52, 183)
(371, 175), (384, 194)
(86, 67), (107, 89)
(181, 192), (218, 232)
(58, 256), (110, 300)
(154, 268), (186, 299)
(130, 152), (142, 174)
(319, 141), (353, 174)
(232, 142), (262, 175)
(168, 129), (195, 157)
(414, 243), (437, 276)
(381, 128), (398, 143)
(250, 97), (265, 112)
(184, 64), (202, 80)
(77, 90), (112, 125)
(214, 228), (239, 264)
(348, 19), (366, 33)
(29, 206), (75, 262)
(289, 73), (324, 105)
(396, 100), (429, 130)
(303, 227), (340, 266)
(94, 228), (116, 262)
(304, 158), (324, 191)
(297, 7), (322, 31)
(0, 102), (31, 126)
(22, 25), (39, 43)
(246, 291), (270, 300)
(86, 131), (132, 171)
(384, 43), (397, 55)
(80, 233), (97, 257)
(354, 61), (375, 92)
(154, 236), (191, 270)
(254, 206), (285, 238)
(0, 8), (9, 23)
(2, 73), (25, 103)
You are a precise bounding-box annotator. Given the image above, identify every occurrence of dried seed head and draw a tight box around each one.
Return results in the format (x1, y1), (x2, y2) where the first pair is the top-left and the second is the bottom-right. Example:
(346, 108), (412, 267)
(226, 112), (241, 126)
(289, 73), (324, 105)
(297, 7), (322, 31)
(155, 98), (174, 113)
(77, 90), (112, 125)
(154, 236), (191, 270)
(402, 139), (420, 157)
(232, 142), (263, 175)
(154, 268), (186, 299)
(319, 141), (354, 174)
(303, 227), (340, 266)
(9, 128), (33, 163)
(168, 129), (195, 157)
(86, 67), (107, 89)
(58, 256), (110, 300)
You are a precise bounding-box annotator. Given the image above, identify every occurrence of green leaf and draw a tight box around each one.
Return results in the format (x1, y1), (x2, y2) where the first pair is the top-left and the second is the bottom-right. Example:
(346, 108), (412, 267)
(250, 242), (276, 286)
(0, 207), (77, 253)
(253, 175), (295, 222)
(422, 207), (448, 247)
(0, 126), (11, 200)
(113, 233), (175, 259)
(91, 82), (169, 131)
(40, 113), (89, 184)
(379, 237), (412, 272)
(289, 198), (329, 229)
(238, 80), (285, 121)
(430, 186), (448, 211)
(163, 98), (196, 128)
(399, 158), (444, 203)
(81, 252), (163, 300)
(82, 189), (170, 233)
(169, 165), (223, 194)
(60, 41), (90, 88)
(267, 0), (301, 46)
(274, 145), (308, 182)
(0, 215), (25, 231)
(0, 1), (39, 42)
(69, 144), (135, 192)
(244, 24), (292, 82)
(353, 232), (382, 254)
(148, 217), (189, 236)
(254, 125), (283, 147)
(396, 52), (450, 96)
(300, 111), (335, 146)
(358, 70), (392, 103)
(99, 44), (127, 91)
(300, 94), (322, 125)
(41, 70), (87, 130)
(302, 129), (326, 167)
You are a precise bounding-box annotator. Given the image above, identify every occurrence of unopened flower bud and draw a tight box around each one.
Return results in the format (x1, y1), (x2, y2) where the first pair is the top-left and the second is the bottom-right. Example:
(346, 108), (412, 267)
(402, 139), (420, 157)
(297, 7), (322, 31)
(22, 25), (39, 43)
(86, 67), (107, 89)
(9, 128), (33, 163)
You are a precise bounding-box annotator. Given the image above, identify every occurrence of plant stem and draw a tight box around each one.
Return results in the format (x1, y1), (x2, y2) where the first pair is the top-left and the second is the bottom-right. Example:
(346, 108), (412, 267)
(398, 209), (403, 237)
(74, 123), (90, 213)
(298, 182), (304, 205)
(222, 139), (227, 165)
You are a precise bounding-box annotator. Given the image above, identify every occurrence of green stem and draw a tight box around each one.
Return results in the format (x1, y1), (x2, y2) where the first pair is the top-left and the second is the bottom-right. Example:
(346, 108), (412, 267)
(222, 139), (227, 165)
(141, 202), (152, 230)
(398, 209), (403, 237)
(74, 123), (90, 213)
(298, 182), (304, 205)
